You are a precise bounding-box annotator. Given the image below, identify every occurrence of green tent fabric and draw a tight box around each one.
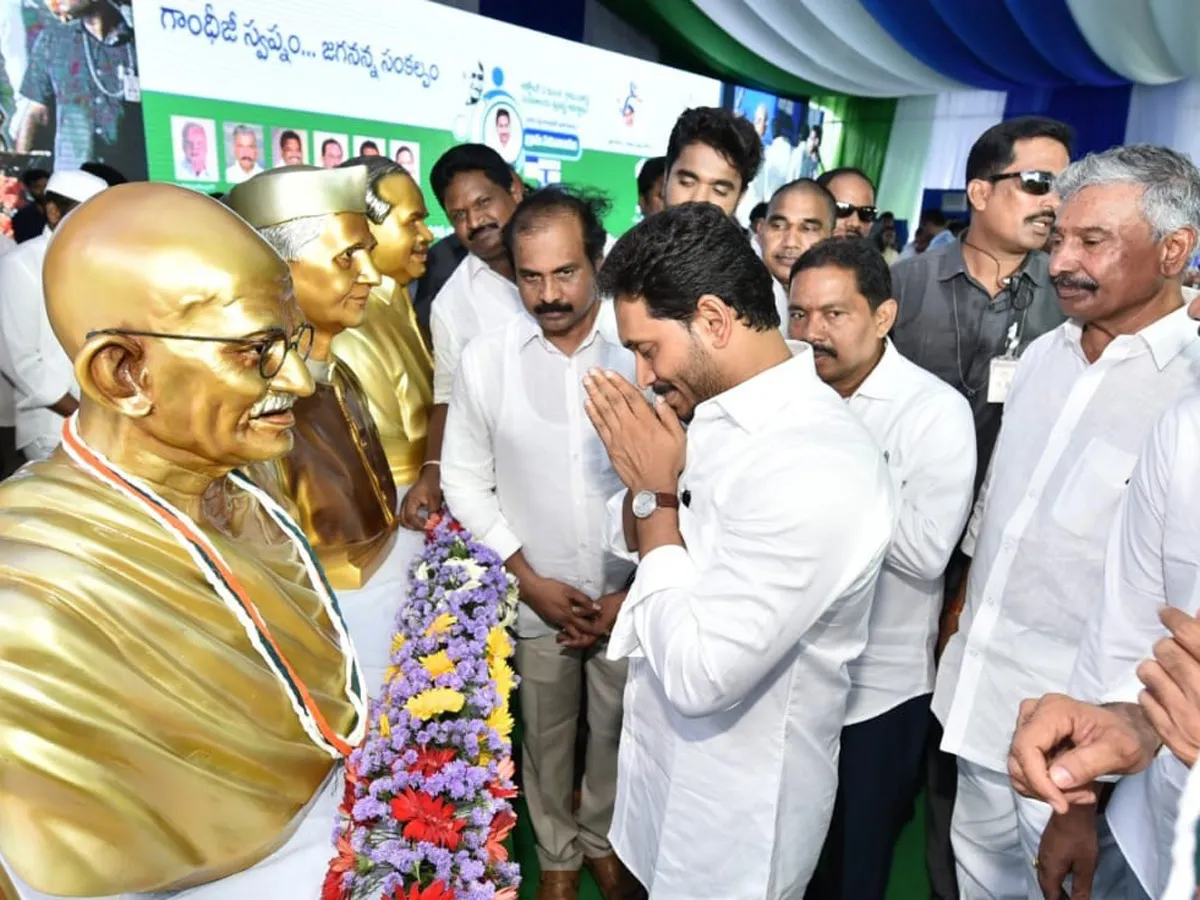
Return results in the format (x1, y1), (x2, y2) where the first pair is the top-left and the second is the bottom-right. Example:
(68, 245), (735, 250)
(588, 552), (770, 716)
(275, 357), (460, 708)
(599, 0), (897, 189)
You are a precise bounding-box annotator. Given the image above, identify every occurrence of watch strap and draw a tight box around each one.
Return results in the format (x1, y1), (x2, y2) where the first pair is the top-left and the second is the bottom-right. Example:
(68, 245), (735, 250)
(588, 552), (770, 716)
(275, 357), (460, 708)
(653, 491), (680, 510)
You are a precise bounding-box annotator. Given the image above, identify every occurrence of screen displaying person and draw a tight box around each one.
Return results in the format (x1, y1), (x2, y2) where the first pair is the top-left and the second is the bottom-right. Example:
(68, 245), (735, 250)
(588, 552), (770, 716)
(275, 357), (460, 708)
(496, 109), (512, 151)
(16, 0), (146, 178)
(277, 129), (304, 167)
(320, 137), (344, 168)
(224, 125), (263, 185)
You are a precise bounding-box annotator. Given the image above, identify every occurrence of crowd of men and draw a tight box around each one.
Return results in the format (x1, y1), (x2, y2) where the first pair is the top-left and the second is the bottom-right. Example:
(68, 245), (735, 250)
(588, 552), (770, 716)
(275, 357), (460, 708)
(5, 102), (1200, 900)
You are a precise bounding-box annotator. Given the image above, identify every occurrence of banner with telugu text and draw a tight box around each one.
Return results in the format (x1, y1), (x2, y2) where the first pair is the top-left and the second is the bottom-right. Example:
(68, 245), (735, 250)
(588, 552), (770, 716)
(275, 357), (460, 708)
(131, 0), (722, 236)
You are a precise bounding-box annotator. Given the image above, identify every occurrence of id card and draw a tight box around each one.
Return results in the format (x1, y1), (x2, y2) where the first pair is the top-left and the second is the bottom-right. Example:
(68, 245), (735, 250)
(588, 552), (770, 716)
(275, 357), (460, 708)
(122, 69), (141, 103)
(987, 357), (1018, 404)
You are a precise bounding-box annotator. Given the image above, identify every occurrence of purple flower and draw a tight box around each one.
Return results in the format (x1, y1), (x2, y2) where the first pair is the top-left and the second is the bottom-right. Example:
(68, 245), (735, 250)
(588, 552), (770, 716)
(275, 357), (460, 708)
(327, 516), (522, 899)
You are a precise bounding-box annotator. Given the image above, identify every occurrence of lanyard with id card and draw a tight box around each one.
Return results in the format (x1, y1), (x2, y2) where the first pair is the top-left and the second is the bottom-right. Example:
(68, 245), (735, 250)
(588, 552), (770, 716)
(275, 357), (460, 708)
(987, 321), (1021, 404)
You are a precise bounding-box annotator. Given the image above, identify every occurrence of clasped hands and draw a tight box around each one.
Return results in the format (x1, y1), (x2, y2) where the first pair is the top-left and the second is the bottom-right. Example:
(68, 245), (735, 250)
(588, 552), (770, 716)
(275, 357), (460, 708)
(520, 574), (626, 650)
(583, 368), (685, 495)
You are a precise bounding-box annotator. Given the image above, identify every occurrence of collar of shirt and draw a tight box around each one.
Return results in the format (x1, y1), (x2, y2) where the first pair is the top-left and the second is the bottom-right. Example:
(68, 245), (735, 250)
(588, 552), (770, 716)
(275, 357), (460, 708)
(698, 341), (822, 433)
(1060, 301), (1197, 371)
(851, 338), (902, 402)
(515, 300), (617, 358)
(936, 236), (1050, 291)
(70, 14), (133, 47)
(464, 252), (513, 289)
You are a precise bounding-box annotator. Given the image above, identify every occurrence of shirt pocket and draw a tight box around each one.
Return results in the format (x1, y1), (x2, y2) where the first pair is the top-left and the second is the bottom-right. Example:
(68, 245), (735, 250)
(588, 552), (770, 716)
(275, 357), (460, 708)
(1050, 438), (1137, 542)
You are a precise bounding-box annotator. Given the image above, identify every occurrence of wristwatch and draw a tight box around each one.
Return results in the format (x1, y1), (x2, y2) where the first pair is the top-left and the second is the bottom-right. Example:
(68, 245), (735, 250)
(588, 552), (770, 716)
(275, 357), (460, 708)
(631, 490), (680, 519)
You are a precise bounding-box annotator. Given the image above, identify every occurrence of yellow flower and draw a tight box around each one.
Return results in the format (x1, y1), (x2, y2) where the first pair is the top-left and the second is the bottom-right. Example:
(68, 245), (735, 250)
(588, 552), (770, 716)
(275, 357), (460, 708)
(421, 650), (456, 679)
(390, 632), (407, 655)
(425, 614), (458, 637)
(384, 664), (402, 684)
(487, 703), (514, 739)
(379, 712), (391, 740)
(490, 657), (516, 699)
(478, 751), (493, 767)
(486, 626), (513, 661)
(406, 687), (467, 720)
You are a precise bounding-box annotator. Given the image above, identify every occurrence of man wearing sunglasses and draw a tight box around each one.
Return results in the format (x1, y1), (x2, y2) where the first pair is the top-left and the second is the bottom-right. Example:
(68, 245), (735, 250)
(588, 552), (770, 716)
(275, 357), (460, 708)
(889, 116), (1074, 900)
(818, 167), (877, 238)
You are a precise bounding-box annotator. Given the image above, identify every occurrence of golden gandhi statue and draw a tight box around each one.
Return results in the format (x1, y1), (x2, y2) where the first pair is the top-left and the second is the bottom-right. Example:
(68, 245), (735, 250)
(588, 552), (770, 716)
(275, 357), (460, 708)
(0, 183), (365, 897)
(331, 157), (435, 494)
(225, 166), (400, 590)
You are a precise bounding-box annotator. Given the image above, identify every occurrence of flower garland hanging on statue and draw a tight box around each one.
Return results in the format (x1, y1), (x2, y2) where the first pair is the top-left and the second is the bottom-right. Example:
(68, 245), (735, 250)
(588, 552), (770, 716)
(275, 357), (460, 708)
(324, 513), (522, 900)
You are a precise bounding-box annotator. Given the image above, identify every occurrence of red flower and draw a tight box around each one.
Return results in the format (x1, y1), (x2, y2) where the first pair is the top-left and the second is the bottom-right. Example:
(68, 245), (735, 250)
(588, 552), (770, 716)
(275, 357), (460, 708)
(390, 789), (466, 850)
(409, 747), (457, 778)
(485, 808), (517, 864)
(321, 831), (356, 900)
(339, 761), (361, 817)
(392, 881), (456, 900)
(487, 779), (518, 800)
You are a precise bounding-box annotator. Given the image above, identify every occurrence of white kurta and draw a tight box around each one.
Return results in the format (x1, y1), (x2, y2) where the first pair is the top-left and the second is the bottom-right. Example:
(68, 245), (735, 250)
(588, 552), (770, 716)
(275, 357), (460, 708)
(605, 343), (896, 899)
(429, 252), (525, 405)
(1070, 391), (1200, 898)
(844, 340), (976, 724)
(441, 303), (634, 638)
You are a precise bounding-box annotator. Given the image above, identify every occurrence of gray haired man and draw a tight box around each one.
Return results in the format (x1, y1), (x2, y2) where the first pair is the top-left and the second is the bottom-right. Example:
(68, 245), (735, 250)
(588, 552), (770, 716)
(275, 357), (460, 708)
(933, 144), (1200, 899)
(225, 124), (264, 184)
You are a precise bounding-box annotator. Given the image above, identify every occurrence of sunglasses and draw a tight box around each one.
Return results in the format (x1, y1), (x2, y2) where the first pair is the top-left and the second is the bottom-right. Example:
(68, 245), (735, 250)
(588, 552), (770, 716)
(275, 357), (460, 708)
(834, 202), (877, 223)
(986, 170), (1055, 196)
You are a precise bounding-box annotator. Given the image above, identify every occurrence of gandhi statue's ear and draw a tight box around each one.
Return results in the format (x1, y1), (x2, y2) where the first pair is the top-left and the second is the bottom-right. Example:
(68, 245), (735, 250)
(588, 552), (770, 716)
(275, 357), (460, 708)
(74, 334), (153, 418)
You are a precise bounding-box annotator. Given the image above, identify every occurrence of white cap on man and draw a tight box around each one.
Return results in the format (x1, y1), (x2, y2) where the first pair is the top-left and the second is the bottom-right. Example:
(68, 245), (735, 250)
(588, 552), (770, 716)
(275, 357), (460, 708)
(45, 170), (109, 204)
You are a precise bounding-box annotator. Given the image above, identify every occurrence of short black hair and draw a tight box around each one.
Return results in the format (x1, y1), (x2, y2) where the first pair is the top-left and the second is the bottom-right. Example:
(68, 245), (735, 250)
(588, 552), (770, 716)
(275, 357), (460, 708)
(503, 185), (611, 271)
(637, 156), (666, 199)
(965, 116), (1074, 185)
(920, 208), (947, 227)
(818, 166), (875, 193)
(665, 107), (763, 194)
(321, 138), (342, 154)
(790, 236), (892, 311)
(749, 201), (768, 224)
(21, 168), (49, 188)
(598, 202), (778, 331)
(280, 129), (301, 146)
(429, 143), (513, 211)
(496, 108), (511, 124)
(360, 140), (379, 152)
(769, 178), (837, 230)
(80, 162), (126, 185)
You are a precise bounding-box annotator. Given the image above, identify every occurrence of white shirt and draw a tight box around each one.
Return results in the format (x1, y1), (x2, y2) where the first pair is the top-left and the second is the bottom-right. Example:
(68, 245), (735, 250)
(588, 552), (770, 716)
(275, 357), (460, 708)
(605, 343), (896, 899)
(1069, 392), (1200, 898)
(845, 340), (976, 724)
(0, 231), (78, 453)
(442, 303), (635, 638)
(934, 305), (1200, 772)
(175, 158), (214, 182)
(224, 162), (264, 184)
(429, 253), (525, 405)
(0, 232), (17, 430)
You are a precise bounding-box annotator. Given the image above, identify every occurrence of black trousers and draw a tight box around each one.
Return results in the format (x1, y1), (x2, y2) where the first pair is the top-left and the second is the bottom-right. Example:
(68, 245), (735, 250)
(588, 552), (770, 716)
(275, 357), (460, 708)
(806, 693), (932, 900)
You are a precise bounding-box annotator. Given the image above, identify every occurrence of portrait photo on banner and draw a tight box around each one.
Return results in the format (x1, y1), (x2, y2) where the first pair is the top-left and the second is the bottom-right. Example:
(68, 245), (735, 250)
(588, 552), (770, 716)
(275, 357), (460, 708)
(171, 115), (217, 183)
(314, 130), (348, 168)
(390, 139), (420, 182)
(272, 126), (308, 167)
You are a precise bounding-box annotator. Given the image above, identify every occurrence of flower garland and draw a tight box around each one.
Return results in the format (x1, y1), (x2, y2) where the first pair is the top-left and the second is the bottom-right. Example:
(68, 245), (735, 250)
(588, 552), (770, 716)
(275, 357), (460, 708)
(324, 513), (522, 900)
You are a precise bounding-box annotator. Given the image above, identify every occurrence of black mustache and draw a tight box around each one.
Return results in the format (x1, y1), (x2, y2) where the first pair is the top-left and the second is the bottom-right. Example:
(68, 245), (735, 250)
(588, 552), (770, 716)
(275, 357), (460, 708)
(1052, 274), (1099, 292)
(534, 302), (573, 315)
(811, 344), (838, 358)
(651, 382), (676, 396)
(1026, 213), (1055, 225)
(468, 223), (498, 241)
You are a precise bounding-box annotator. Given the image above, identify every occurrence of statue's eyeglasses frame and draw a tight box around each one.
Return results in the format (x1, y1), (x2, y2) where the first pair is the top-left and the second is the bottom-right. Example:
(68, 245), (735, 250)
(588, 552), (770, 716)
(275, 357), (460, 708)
(84, 323), (315, 380)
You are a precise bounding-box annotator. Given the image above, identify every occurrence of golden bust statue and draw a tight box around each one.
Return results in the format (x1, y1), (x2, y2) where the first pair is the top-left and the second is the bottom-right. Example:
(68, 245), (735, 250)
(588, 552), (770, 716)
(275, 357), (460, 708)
(331, 158), (435, 491)
(225, 166), (400, 590)
(0, 183), (364, 897)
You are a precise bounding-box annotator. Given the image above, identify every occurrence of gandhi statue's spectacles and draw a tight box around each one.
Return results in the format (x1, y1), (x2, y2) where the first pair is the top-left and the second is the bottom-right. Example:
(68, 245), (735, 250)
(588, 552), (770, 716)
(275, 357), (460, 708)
(85, 323), (315, 380)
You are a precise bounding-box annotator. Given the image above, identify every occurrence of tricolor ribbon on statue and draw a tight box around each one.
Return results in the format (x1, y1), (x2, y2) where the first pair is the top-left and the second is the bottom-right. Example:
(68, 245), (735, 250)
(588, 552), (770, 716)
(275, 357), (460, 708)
(61, 414), (368, 758)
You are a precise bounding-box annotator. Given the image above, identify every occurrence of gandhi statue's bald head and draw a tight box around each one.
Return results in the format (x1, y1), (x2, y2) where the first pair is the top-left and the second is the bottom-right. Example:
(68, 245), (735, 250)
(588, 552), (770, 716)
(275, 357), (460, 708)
(45, 183), (291, 357)
(45, 182), (313, 471)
